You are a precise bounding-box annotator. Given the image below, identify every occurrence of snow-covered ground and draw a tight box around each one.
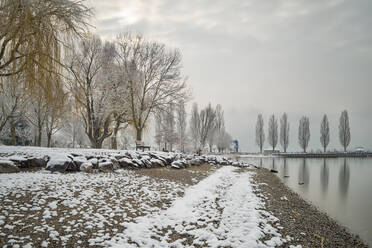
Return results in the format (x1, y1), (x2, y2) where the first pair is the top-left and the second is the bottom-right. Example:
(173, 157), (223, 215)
(0, 146), (291, 247)
(0, 166), (291, 247)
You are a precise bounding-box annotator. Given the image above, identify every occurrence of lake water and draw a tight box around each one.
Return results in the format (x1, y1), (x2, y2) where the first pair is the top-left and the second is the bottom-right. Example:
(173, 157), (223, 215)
(240, 156), (372, 246)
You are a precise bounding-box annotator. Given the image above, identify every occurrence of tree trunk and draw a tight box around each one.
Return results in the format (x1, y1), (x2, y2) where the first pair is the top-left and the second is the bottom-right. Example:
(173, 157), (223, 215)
(136, 128), (142, 141)
(37, 125), (42, 147)
(10, 117), (16, 145)
(324, 146), (326, 153)
(47, 133), (52, 147)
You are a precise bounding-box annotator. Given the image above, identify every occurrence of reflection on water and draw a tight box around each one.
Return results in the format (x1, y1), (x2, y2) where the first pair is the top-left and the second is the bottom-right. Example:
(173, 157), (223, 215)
(339, 158), (350, 200)
(281, 158), (289, 178)
(298, 158), (309, 189)
(239, 157), (372, 246)
(320, 158), (329, 193)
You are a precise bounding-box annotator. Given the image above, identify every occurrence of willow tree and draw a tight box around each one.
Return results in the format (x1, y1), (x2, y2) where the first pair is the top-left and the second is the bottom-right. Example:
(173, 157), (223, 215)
(116, 33), (189, 141)
(0, 0), (90, 80)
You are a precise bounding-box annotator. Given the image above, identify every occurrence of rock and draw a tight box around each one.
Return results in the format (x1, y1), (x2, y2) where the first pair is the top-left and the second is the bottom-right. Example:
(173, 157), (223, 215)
(118, 157), (135, 168)
(28, 156), (49, 168)
(8, 155), (29, 168)
(109, 157), (120, 170)
(46, 158), (73, 173)
(140, 156), (152, 168)
(171, 159), (187, 169)
(80, 162), (93, 173)
(88, 158), (98, 169)
(98, 161), (113, 172)
(270, 169), (278, 173)
(132, 159), (143, 168)
(150, 158), (164, 167)
(189, 158), (202, 166)
(72, 156), (88, 169)
(0, 160), (20, 173)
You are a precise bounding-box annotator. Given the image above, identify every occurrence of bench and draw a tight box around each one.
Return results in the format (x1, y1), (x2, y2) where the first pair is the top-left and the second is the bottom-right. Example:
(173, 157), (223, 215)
(135, 140), (150, 151)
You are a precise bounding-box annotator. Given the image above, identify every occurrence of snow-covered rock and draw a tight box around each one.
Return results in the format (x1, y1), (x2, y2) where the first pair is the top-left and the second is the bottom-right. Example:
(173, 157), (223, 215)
(80, 162), (93, 173)
(0, 160), (20, 173)
(98, 161), (113, 172)
(46, 157), (76, 173)
(118, 157), (135, 168)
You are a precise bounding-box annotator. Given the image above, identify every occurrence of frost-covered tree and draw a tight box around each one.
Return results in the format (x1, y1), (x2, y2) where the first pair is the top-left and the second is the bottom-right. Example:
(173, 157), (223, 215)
(280, 113), (289, 153)
(189, 103), (200, 150)
(320, 114), (330, 153)
(255, 114), (265, 154)
(176, 100), (187, 153)
(163, 104), (177, 151)
(0, 75), (26, 134)
(298, 116), (310, 153)
(268, 114), (278, 151)
(154, 114), (163, 150)
(115, 33), (189, 141)
(339, 110), (351, 152)
(198, 103), (216, 151)
(68, 34), (117, 148)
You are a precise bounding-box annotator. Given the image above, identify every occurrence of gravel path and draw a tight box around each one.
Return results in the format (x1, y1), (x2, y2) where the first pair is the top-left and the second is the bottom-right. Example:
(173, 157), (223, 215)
(252, 167), (368, 248)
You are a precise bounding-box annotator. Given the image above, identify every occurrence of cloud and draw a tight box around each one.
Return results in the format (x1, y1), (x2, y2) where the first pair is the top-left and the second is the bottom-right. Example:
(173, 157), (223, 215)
(88, 0), (372, 151)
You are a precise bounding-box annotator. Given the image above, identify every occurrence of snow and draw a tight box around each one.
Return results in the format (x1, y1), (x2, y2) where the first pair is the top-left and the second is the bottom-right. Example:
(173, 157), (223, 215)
(106, 166), (287, 247)
(0, 146), (294, 247)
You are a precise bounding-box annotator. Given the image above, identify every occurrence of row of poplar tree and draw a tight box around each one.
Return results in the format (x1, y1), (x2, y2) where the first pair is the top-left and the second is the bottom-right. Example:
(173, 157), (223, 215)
(255, 110), (351, 153)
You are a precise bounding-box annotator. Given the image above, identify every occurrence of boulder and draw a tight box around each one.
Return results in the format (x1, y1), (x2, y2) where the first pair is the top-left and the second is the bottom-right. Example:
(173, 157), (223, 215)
(150, 158), (164, 167)
(171, 159), (187, 169)
(88, 158), (98, 169)
(8, 155), (29, 168)
(118, 157), (135, 168)
(80, 162), (93, 173)
(98, 161), (113, 172)
(72, 156), (88, 169)
(109, 157), (120, 170)
(46, 157), (76, 173)
(28, 156), (49, 168)
(0, 160), (20, 173)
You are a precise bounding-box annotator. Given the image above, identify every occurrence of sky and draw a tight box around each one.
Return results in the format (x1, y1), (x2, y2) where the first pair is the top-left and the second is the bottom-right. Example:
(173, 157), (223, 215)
(87, 0), (372, 152)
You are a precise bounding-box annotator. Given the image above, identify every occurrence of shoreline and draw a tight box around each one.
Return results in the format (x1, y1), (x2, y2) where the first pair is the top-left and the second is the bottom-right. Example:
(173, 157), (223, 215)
(252, 167), (368, 247)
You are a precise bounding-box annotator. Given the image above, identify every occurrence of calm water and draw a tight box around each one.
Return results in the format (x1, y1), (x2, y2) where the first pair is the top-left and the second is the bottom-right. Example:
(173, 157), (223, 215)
(240, 157), (372, 246)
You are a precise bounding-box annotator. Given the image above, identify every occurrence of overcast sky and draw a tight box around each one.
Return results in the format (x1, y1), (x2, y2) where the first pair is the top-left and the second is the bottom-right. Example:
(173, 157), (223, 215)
(88, 0), (372, 152)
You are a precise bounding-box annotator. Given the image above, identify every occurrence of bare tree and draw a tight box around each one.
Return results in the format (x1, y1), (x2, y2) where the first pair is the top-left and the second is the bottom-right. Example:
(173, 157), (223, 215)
(268, 114), (278, 151)
(68, 34), (116, 148)
(0, 75), (26, 134)
(280, 113), (289, 153)
(115, 33), (189, 141)
(298, 116), (310, 153)
(255, 114), (265, 154)
(154, 114), (163, 150)
(163, 104), (177, 151)
(189, 103), (200, 150)
(320, 114), (330, 153)
(44, 80), (68, 147)
(339, 110), (351, 152)
(198, 103), (216, 151)
(176, 100), (187, 153)
(214, 104), (225, 153)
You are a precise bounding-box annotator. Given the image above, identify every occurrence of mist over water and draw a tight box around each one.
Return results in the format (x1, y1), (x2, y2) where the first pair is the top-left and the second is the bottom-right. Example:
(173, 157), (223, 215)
(241, 157), (372, 246)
